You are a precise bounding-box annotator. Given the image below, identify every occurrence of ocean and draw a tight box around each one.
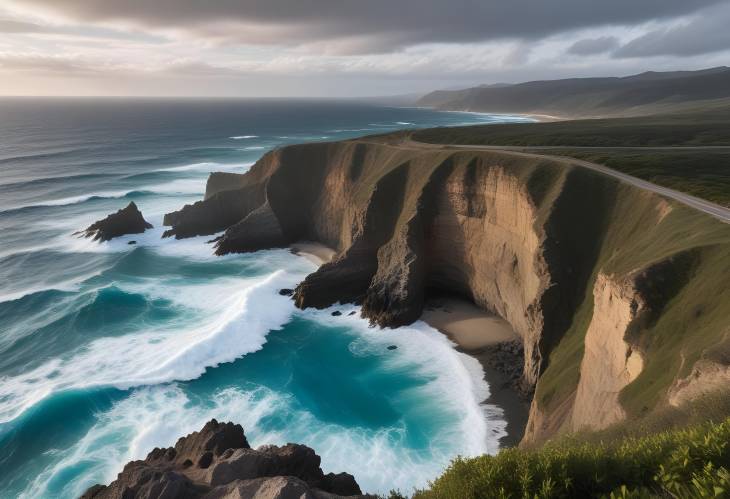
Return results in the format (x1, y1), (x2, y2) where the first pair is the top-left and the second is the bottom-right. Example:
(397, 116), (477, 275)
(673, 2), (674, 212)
(0, 98), (531, 497)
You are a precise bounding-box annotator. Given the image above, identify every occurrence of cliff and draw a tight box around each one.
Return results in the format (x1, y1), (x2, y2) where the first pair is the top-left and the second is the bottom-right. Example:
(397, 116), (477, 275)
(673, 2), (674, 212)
(163, 139), (730, 445)
(81, 419), (365, 499)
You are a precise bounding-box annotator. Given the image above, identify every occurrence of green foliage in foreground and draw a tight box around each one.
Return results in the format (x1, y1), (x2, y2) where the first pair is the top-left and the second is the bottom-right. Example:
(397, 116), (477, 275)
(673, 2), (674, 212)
(411, 418), (730, 499)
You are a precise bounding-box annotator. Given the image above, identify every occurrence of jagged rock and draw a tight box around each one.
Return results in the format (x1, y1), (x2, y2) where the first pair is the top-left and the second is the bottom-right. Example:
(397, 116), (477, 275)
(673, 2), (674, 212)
(331, 311), (342, 316)
(214, 202), (288, 255)
(78, 202), (152, 241)
(278, 289), (294, 297)
(80, 419), (367, 499)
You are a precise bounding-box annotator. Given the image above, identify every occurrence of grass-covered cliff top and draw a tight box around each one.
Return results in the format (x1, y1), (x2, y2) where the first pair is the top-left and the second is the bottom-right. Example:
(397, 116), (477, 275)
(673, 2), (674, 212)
(409, 413), (730, 499)
(410, 108), (730, 206)
(411, 107), (730, 147)
(540, 149), (730, 207)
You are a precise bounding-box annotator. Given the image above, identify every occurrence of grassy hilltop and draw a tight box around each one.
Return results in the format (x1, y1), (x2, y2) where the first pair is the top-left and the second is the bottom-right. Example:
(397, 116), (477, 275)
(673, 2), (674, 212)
(412, 107), (730, 206)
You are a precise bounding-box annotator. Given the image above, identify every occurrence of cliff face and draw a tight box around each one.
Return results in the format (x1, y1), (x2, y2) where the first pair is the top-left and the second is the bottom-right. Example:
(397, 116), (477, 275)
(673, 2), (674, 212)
(570, 273), (645, 431)
(163, 139), (730, 445)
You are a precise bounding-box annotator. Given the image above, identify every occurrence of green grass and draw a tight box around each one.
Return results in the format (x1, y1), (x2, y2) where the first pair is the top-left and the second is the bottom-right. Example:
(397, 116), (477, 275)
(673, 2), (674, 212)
(409, 109), (730, 206)
(411, 416), (730, 499)
(535, 180), (730, 418)
(411, 111), (730, 147)
(541, 150), (730, 207)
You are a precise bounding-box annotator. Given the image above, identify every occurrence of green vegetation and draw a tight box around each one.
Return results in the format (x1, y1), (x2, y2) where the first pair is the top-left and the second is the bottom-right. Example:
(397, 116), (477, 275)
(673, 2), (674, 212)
(412, 416), (730, 499)
(416, 67), (730, 119)
(412, 110), (730, 147)
(411, 108), (730, 210)
(540, 150), (730, 207)
(535, 180), (730, 418)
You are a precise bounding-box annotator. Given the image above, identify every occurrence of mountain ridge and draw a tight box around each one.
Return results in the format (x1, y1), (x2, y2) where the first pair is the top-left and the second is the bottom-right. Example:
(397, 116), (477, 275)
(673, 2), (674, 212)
(417, 66), (730, 118)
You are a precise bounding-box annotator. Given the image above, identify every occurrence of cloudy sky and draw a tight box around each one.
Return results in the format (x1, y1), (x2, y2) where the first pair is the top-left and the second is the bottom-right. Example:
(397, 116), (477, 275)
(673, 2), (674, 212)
(1, 0), (729, 97)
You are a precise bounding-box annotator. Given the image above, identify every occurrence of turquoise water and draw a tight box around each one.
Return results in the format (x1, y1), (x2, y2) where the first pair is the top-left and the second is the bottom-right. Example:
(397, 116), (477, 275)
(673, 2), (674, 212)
(0, 99), (532, 497)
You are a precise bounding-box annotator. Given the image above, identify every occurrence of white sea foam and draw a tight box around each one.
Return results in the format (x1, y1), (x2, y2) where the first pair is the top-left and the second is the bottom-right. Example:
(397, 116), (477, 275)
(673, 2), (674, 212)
(2, 178), (204, 213)
(0, 272), (98, 304)
(303, 305), (502, 457)
(327, 128), (375, 133)
(229, 135), (258, 140)
(20, 303), (502, 497)
(159, 161), (252, 173)
(0, 270), (302, 424)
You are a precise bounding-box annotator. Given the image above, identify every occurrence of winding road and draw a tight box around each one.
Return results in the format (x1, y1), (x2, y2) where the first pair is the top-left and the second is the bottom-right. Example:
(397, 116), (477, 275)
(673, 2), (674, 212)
(398, 139), (730, 224)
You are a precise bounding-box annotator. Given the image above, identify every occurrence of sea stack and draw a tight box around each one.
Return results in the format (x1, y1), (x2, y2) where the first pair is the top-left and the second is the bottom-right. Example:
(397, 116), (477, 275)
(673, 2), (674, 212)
(79, 202), (153, 241)
(80, 419), (366, 499)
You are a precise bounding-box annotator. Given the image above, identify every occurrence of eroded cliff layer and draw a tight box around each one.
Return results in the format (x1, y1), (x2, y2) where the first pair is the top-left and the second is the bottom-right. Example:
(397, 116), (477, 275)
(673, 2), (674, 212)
(163, 139), (730, 444)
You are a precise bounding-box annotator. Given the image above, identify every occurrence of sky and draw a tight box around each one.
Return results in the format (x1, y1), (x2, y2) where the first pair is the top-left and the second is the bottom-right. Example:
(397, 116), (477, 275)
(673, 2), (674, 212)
(1, 0), (729, 97)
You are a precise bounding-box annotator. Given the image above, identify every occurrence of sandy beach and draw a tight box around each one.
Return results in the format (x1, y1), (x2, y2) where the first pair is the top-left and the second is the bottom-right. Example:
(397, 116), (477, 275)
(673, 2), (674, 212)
(290, 241), (337, 266)
(421, 297), (529, 447)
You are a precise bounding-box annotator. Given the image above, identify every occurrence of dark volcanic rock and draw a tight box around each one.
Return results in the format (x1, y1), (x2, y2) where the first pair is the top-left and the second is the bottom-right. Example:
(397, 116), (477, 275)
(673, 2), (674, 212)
(331, 311), (342, 316)
(387, 345), (397, 350)
(80, 419), (367, 499)
(278, 288), (294, 296)
(79, 202), (152, 242)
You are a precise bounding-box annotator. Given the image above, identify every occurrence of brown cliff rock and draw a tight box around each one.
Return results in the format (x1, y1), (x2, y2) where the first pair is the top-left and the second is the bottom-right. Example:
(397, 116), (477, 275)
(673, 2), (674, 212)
(80, 419), (365, 499)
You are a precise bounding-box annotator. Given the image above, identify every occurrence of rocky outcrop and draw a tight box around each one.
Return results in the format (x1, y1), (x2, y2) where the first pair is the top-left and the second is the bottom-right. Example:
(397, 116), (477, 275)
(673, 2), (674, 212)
(668, 359), (730, 407)
(79, 202), (152, 241)
(162, 139), (730, 445)
(570, 273), (645, 431)
(80, 419), (365, 499)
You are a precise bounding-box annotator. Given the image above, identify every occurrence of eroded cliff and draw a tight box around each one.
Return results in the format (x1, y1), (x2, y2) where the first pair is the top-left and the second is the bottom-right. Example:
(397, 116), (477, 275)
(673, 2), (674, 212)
(163, 138), (730, 445)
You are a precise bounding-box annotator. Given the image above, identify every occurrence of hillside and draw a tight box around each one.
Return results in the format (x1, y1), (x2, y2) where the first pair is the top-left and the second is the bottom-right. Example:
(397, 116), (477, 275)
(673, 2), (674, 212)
(161, 138), (730, 450)
(417, 67), (730, 118)
(411, 109), (730, 206)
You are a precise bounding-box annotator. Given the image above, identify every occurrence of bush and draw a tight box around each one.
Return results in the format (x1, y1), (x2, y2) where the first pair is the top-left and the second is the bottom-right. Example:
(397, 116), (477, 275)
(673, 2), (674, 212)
(412, 418), (730, 498)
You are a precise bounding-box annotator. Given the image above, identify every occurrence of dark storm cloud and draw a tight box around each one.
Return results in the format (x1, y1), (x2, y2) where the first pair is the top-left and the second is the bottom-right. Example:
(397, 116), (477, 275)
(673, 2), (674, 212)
(614, 3), (730, 58)
(567, 36), (619, 56)
(13, 0), (725, 53)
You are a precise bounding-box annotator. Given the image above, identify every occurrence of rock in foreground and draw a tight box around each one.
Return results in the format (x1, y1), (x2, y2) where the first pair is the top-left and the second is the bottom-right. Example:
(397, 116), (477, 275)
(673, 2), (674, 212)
(79, 202), (152, 241)
(80, 419), (366, 499)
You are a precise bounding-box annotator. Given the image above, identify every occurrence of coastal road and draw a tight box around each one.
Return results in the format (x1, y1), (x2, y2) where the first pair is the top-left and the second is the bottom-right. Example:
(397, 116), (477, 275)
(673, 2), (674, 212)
(398, 139), (730, 224)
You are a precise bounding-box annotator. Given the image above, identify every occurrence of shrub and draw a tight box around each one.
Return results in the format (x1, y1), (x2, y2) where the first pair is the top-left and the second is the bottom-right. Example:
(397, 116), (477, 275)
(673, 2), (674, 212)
(412, 418), (730, 498)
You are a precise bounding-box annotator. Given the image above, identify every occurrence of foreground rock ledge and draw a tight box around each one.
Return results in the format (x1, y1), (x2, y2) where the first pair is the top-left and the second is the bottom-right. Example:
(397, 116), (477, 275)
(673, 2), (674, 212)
(79, 201), (153, 241)
(80, 419), (367, 499)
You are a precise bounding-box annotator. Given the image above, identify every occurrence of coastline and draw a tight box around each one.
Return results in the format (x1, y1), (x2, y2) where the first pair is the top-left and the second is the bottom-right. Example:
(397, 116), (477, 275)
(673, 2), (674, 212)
(421, 297), (529, 447)
(289, 241), (527, 446)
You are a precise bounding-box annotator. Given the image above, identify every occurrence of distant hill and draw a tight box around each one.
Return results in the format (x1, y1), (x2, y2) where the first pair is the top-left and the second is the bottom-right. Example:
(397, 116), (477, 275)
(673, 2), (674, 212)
(417, 67), (730, 118)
